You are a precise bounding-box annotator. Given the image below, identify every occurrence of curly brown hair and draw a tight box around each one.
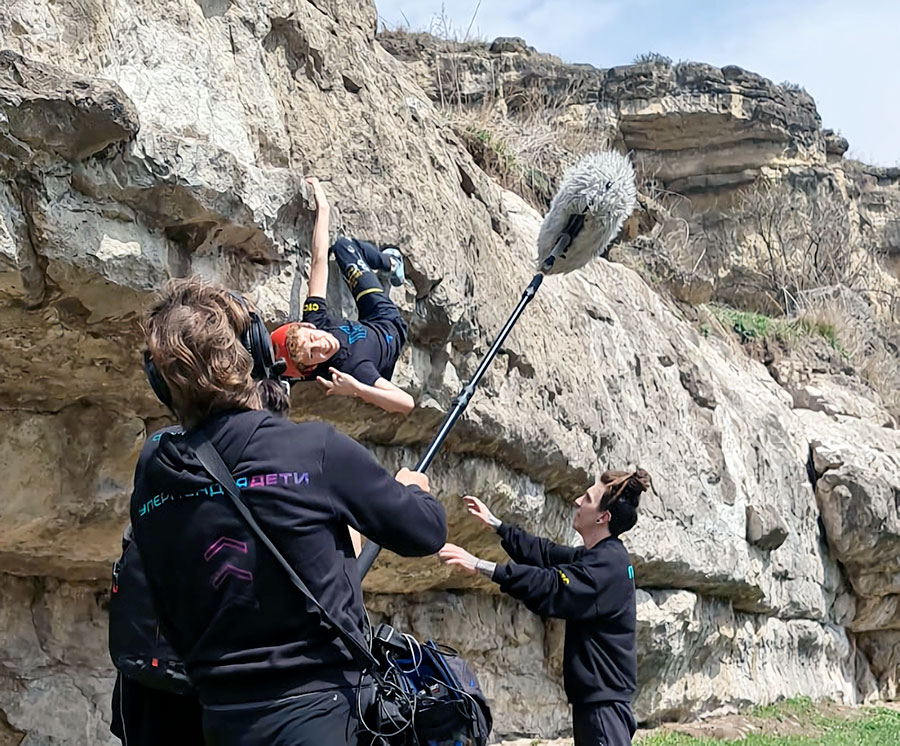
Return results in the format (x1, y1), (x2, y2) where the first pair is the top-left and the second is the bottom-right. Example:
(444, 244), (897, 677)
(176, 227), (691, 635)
(144, 278), (261, 428)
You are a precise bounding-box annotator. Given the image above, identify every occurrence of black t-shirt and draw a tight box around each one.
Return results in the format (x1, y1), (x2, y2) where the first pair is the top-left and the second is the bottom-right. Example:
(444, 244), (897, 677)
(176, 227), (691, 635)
(301, 296), (404, 386)
(493, 523), (637, 706)
(131, 410), (447, 705)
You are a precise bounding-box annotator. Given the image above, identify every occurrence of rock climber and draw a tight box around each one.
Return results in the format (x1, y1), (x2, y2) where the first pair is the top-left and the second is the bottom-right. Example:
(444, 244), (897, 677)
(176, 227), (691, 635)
(440, 469), (651, 746)
(270, 177), (414, 415)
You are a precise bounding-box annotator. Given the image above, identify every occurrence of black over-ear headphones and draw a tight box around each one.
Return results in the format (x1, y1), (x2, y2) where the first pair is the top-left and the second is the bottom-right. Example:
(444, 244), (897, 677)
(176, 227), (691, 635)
(143, 291), (286, 407)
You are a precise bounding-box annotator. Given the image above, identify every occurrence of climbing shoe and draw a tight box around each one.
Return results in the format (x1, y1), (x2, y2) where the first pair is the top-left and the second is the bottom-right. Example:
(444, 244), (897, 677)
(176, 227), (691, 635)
(383, 247), (405, 287)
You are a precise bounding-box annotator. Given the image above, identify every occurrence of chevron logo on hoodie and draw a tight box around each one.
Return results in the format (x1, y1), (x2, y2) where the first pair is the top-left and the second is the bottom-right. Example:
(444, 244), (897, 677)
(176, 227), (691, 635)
(340, 323), (367, 345)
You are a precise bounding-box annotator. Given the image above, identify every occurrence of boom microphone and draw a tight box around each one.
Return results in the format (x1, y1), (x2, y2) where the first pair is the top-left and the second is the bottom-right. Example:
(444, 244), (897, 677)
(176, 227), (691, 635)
(358, 150), (637, 577)
(537, 151), (637, 274)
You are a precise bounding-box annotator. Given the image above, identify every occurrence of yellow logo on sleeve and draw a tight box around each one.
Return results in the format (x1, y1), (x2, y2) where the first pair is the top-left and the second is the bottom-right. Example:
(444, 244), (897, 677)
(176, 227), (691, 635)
(557, 570), (571, 585)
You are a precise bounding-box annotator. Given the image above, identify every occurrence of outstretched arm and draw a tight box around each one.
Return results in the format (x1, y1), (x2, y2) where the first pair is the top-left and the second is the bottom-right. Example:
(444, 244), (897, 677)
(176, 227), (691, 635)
(326, 429), (446, 556)
(492, 560), (607, 620)
(440, 544), (621, 621)
(365, 378), (415, 414)
(462, 496), (580, 567)
(317, 367), (414, 415)
(497, 522), (581, 567)
(306, 177), (330, 300)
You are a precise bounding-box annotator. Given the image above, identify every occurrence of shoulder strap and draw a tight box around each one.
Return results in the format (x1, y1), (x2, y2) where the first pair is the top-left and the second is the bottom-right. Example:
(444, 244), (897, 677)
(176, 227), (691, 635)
(189, 433), (378, 670)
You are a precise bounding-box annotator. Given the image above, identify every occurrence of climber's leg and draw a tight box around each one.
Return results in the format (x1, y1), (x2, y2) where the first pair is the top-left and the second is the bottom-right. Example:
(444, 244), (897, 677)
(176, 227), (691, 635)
(331, 237), (404, 325)
(330, 236), (408, 379)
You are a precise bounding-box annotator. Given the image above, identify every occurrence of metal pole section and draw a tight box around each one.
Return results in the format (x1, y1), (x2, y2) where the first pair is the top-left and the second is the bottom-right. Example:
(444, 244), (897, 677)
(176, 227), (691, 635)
(358, 216), (584, 577)
(414, 272), (543, 473)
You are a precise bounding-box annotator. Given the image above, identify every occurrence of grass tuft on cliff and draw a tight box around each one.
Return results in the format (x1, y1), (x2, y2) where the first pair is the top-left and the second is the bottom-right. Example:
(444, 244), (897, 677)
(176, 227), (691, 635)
(708, 305), (846, 354)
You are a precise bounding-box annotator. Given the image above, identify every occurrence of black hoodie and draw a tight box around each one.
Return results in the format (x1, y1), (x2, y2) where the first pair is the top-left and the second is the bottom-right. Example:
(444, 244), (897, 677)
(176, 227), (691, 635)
(130, 409), (447, 705)
(492, 523), (636, 706)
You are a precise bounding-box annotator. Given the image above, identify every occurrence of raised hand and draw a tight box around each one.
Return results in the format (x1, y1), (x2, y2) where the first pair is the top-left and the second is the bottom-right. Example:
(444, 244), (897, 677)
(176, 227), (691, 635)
(463, 495), (501, 529)
(395, 467), (430, 493)
(305, 176), (330, 213)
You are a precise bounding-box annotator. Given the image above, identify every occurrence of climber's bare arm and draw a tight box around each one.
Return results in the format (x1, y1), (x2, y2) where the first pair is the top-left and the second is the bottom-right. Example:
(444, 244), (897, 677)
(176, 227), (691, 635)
(316, 368), (414, 415)
(306, 177), (330, 300)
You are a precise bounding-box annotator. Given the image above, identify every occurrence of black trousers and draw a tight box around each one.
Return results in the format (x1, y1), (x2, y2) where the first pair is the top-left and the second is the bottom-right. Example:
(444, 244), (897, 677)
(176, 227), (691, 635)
(331, 237), (407, 350)
(573, 701), (637, 746)
(331, 237), (397, 320)
(202, 687), (361, 746)
(110, 673), (204, 745)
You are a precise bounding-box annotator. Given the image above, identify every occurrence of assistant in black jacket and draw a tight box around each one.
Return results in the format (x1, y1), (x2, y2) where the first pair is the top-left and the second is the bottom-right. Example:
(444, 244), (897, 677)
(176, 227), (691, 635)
(135, 278), (447, 746)
(441, 469), (651, 746)
(109, 380), (293, 746)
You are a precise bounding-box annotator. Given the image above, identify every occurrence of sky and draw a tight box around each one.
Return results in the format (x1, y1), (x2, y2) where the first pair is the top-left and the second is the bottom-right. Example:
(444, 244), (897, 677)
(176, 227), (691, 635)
(375, 0), (900, 166)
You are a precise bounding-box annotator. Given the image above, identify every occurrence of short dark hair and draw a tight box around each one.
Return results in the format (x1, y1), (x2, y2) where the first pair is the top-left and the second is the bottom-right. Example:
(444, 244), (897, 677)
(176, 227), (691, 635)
(258, 379), (291, 418)
(599, 468), (651, 536)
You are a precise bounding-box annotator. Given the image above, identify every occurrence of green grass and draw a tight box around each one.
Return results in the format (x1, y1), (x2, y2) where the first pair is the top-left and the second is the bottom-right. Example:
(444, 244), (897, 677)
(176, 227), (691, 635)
(750, 695), (819, 720)
(708, 305), (847, 356)
(636, 698), (900, 745)
(710, 306), (794, 342)
(467, 127), (518, 171)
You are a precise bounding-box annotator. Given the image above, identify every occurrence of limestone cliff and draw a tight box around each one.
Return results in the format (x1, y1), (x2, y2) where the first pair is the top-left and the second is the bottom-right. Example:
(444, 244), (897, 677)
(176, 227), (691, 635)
(0, 3), (898, 744)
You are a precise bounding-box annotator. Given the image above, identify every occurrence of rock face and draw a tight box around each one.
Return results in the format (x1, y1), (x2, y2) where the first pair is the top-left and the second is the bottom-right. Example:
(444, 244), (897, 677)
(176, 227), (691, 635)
(745, 505), (789, 551)
(635, 590), (856, 720)
(798, 410), (900, 701)
(376, 32), (824, 191)
(0, 50), (140, 164)
(803, 412), (900, 601)
(377, 31), (900, 421)
(0, 575), (113, 745)
(0, 3), (898, 743)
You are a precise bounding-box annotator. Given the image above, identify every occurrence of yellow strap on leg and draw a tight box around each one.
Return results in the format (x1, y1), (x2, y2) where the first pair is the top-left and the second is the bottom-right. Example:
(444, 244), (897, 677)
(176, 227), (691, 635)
(354, 287), (382, 301)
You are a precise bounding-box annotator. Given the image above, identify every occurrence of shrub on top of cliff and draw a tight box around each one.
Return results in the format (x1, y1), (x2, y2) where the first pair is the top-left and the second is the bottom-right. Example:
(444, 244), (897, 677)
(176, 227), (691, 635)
(459, 125), (523, 189)
(454, 109), (604, 208)
(456, 117), (559, 206)
(376, 6), (488, 86)
(447, 81), (610, 209)
(633, 51), (673, 65)
(428, 2), (487, 44)
(780, 80), (808, 93)
(379, 2), (487, 47)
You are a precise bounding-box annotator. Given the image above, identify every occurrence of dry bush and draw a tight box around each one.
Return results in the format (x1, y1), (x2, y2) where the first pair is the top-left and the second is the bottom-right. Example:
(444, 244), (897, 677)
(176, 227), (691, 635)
(607, 161), (714, 296)
(446, 84), (612, 209)
(633, 51), (672, 65)
(780, 80), (808, 93)
(709, 177), (883, 313)
(388, 7), (614, 208)
(858, 347), (900, 417)
(633, 167), (699, 259)
(793, 287), (900, 415)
